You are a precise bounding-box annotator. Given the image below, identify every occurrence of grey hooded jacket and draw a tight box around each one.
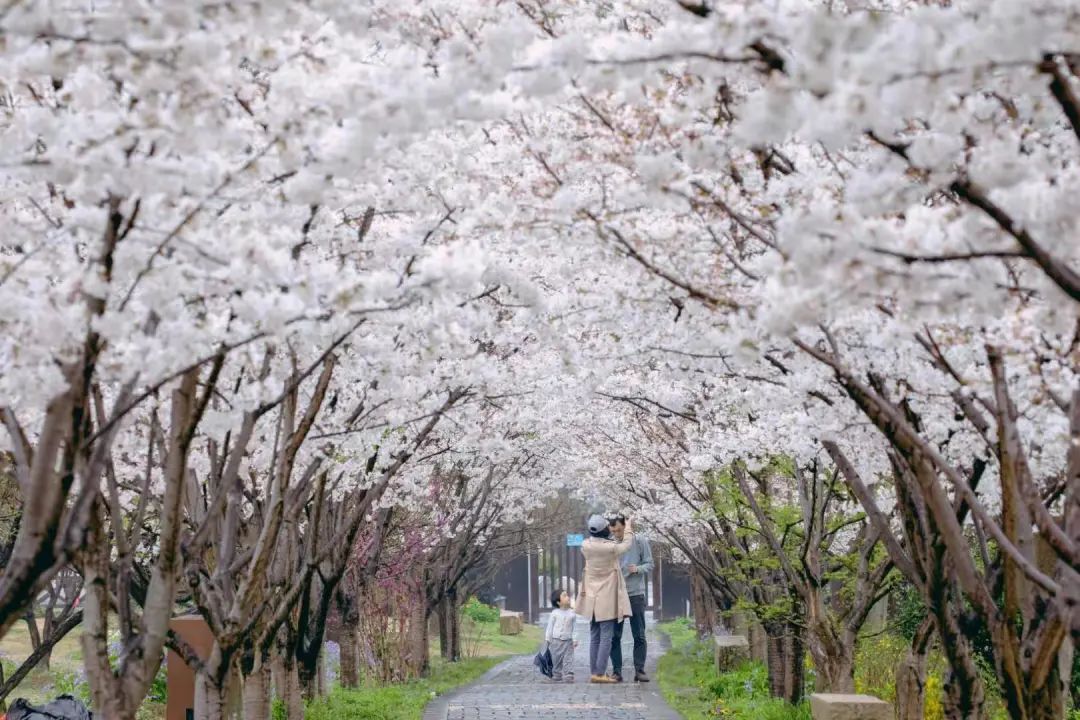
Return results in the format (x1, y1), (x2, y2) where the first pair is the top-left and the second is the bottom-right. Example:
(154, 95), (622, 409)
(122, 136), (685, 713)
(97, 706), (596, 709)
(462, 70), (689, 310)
(618, 533), (653, 597)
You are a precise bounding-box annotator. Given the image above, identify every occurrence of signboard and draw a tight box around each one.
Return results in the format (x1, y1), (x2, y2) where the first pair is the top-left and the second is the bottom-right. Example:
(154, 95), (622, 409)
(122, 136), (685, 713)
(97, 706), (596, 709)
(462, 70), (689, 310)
(566, 533), (584, 547)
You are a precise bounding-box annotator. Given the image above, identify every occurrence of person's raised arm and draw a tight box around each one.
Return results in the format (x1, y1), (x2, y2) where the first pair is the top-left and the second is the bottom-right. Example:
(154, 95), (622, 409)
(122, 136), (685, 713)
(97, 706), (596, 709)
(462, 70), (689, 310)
(614, 517), (634, 555)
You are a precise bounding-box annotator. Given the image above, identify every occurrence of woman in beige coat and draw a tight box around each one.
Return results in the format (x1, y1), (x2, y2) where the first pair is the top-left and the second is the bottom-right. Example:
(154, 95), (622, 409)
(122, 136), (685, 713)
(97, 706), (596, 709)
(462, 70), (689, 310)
(576, 514), (634, 683)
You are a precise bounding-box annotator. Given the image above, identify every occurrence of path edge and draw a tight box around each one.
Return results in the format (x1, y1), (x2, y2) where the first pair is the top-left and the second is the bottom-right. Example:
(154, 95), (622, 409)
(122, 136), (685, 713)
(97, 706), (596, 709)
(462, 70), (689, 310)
(420, 653), (525, 720)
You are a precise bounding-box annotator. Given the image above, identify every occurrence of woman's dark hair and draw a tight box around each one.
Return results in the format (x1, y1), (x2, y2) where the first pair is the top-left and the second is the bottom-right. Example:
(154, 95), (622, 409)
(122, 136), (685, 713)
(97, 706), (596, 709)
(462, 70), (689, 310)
(551, 589), (565, 608)
(589, 525), (611, 539)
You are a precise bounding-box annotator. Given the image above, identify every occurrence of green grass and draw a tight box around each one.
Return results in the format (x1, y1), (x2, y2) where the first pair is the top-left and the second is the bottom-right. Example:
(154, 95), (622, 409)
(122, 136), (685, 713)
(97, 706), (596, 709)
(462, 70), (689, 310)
(307, 656), (502, 720)
(657, 619), (810, 720)
(454, 617), (543, 658)
(308, 618), (543, 720)
(0, 619), (86, 706)
(0, 620), (165, 719)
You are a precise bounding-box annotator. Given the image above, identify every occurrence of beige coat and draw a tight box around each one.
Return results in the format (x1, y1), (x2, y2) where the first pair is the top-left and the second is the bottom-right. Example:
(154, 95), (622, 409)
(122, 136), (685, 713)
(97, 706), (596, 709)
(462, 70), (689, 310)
(576, 533), (634, 622)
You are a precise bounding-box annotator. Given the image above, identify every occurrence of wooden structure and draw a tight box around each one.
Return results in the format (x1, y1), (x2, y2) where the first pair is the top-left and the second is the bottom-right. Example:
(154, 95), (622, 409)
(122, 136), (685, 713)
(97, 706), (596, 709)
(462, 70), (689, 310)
(167, 615), (240, 720)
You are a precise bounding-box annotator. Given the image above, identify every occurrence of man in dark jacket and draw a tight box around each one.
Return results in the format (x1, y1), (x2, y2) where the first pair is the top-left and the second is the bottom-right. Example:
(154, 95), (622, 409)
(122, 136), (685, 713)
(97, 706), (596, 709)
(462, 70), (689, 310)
(608, 515), (653, 682)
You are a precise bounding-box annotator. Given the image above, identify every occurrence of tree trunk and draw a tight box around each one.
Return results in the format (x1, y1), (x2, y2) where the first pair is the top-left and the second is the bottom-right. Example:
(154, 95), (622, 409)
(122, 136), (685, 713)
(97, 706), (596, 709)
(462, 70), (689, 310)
(1016, 674), (1066, 720)
(285, 662), (304, 720)
(23, 610), (44, 670)
(787, 624), (805, 705)
(765, 623), (804, 704)
(806, 618), (855, 693)
(932, 588), (987, 720)
(297, 646), (319, 701)
(812, 651), (854, 694)
(896, 619), (934, 720)
(195, 672), (226, 720)
(447, 590), (460, 662)
(690, 570), (718, 638)
(315, 652), (326, 698)
(271, 651), (286, 705)
(242, 657), (270, 720)
(339, 613), (359, 688)
(437, 596), (450, 660)
(409, 601), (430, 677)
(766, 631), (787, 699)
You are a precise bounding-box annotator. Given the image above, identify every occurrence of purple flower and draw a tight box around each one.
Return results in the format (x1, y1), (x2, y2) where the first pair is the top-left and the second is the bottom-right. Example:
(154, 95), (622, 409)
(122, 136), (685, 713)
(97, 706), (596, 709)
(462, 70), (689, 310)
(325, 641), (341, 685)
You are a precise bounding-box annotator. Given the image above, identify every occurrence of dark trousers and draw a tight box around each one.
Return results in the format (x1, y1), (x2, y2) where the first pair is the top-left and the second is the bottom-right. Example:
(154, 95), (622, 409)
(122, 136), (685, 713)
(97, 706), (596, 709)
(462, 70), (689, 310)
(611, 594), (647, 675)
(589, 619), (615, 676)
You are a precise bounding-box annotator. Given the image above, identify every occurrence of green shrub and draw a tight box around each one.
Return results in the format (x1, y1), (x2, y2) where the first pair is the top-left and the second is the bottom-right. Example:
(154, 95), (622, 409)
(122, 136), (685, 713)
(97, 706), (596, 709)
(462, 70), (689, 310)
(706, 661), (811, 720)
(855, 632), (949, 720)
(657, 619), (809, 720)
(891, 583), (927, 641)
(460, 597), (499, 624)
(50, 668), (92, 705)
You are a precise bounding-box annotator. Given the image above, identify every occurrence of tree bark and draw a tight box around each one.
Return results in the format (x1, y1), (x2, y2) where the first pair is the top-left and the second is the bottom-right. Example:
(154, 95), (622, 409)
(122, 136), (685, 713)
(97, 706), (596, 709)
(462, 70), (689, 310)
(339, 612), (359, 688)
(195, 672), (226, 720)
(23, 610), (45, 669)
(241, 656), (270, 720)
(933, 588), (987, 720)
(448, 590), (461, 662)
(284, 662), (304, 720)
(1018, 673), (1065, 720)
(896, 618), (934, 720)
(271, 651), (286, 704)
(690, 569), (718, 638)
(765, 622), (804, 704)
(437, 595), (450, 660)
(787, 623), (805, 705)
(315, 652), (326, 698)
(805, 612), (855, 693)
(409, 600), (430, 677)
(298, 647), (319, 701)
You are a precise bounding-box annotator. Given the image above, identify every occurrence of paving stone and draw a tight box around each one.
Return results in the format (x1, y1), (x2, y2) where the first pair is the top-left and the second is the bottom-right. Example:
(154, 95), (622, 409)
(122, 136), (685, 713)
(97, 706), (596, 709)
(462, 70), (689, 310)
(425, 620), (681, 720)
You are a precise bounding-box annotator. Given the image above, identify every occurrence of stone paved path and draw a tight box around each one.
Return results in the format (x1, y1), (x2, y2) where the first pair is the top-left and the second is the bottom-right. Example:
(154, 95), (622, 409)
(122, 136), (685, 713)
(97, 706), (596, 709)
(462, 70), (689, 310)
(424, 618), (681, 720)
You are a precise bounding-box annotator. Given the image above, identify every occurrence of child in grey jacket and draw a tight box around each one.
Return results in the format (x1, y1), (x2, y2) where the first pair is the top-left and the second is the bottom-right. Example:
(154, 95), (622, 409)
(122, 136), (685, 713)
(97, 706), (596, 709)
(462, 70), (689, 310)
(546, 589), (578, 682)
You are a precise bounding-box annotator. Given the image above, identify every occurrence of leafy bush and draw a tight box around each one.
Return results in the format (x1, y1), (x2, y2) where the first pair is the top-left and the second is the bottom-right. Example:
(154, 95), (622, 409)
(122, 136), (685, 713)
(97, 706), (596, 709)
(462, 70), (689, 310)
(657, 619), (809, 720)
(855, 632), (947, 720)
(890, 583), (928, 641)
(460, 597), (499, 624)
(50, 668), (92, 705)
(706, 661), (812, 720)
